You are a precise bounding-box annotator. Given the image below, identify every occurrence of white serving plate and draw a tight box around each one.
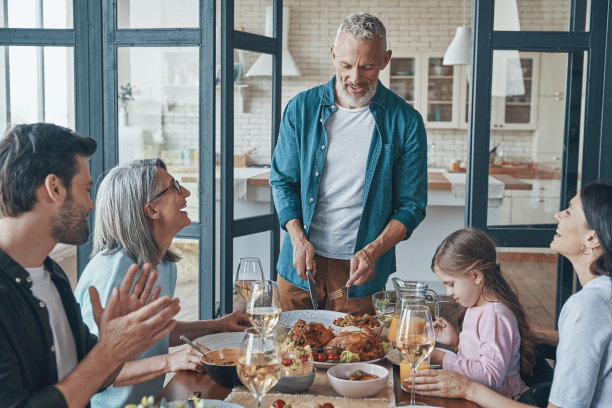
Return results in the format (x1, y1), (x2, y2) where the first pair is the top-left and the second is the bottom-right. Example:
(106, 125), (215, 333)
(279, 310), (386, 368)
(278, 309), (345, 329)
(168, 399), (245, 408)
(196, 332), (245, 350)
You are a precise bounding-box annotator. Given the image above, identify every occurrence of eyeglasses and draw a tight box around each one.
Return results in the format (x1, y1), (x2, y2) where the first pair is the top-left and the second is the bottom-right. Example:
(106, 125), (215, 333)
(150, 179), (182, 202)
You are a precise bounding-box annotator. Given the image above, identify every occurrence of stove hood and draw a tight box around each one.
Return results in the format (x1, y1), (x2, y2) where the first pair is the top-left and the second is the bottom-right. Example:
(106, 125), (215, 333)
(246, 6), (301, 77)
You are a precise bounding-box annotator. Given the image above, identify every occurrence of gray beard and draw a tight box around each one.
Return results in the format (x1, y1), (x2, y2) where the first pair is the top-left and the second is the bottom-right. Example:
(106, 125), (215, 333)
(335, 75), (377, 108)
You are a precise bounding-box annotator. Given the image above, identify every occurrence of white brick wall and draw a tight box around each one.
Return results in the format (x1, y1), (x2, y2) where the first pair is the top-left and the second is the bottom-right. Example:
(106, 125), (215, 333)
(171, 0), (570, 166)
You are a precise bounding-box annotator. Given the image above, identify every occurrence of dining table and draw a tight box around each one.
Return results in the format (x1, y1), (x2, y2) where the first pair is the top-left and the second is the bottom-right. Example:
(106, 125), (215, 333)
(158, 365), (478, 408)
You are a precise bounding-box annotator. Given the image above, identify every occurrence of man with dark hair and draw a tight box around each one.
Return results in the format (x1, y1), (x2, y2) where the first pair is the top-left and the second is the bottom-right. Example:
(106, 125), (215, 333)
(0, 123), (181, 407)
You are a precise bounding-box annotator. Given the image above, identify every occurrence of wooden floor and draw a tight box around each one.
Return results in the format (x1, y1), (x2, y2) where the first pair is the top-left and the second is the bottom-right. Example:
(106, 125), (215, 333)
(499, 256), (558, 329)
(61, 251), (559, 329)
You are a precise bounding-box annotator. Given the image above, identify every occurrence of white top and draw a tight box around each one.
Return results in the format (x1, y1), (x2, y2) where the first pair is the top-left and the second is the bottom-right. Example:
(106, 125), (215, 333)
(549, 275), (612, 407)
(26, 266), (78, 381)
(308, 104), (374, 259)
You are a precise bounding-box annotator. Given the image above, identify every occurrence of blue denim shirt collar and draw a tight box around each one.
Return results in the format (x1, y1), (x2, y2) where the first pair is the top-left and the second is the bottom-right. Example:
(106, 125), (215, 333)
(320, 76), (387, 110)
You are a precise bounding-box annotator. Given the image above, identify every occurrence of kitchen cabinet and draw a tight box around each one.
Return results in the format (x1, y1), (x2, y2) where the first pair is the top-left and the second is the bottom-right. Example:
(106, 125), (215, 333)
(381, 53), (460, 128)
(383, 52), (538, 130)
(387, 56), (418, 106)
(459, 53), (540, 130)
(495, 178), (560, 225)
(162, 49), (247, 113)
(421, 54), (461, 128)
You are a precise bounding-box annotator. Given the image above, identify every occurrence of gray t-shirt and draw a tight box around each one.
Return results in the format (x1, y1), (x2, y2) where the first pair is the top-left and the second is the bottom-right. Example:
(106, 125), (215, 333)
(308, 104), (374, 259)
(549, 275), (612, 407)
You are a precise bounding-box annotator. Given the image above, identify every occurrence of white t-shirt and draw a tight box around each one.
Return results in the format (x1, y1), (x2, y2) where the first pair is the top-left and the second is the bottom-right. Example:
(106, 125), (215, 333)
(26, 266), (78, 381)
(548, 275), (612, 407)
(308, 104), (375, 259)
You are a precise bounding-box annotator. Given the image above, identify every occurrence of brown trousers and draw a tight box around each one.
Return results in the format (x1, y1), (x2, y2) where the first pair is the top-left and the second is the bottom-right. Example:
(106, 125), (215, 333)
(277, 254), (376, 315)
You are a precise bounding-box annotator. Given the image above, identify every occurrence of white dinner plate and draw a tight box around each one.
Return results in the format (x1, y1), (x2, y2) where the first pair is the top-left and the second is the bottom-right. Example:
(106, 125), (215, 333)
(280, 310), (386, 368)
(169, 399), (245, 408)
(278, 309), (345, 329)
(396, 405), (443, 408)
(313, 356), (384, 369)
(196, 332), (245, 350)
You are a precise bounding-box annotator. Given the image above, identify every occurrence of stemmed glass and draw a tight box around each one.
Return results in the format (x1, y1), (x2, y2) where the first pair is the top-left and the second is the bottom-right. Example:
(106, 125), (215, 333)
(246, 280), (282, 337)
(234, 257), (265, 300)
(395, 304), (435, 406)
(236, 328), (281, 408)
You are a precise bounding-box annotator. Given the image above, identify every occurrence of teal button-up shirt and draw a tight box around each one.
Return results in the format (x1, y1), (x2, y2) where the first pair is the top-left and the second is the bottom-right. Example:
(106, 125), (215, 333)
(270, 77), (428, 298)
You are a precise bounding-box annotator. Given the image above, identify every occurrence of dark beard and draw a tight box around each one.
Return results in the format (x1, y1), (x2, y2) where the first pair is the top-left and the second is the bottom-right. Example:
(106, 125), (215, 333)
(50, 191), (90, 245)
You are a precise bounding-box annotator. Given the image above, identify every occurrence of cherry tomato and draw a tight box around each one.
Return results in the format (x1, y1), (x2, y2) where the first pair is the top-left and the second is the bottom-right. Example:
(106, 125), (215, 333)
(315, 353), (327, 362)
(326, 353), (339, 361)
(282, 358), (293, 366)
(272, 399), (286, 408)
(322, 403), (334, 408)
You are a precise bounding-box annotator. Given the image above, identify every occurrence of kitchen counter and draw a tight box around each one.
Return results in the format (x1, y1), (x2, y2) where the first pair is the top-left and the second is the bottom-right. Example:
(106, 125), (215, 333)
(246, 170), (533, 191)
(170, 165), (535, 287)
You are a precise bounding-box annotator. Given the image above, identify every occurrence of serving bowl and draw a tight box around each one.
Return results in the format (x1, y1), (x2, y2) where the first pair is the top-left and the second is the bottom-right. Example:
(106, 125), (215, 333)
(273, 369), (317, 393)
(327, 362), (388, 398)
(200, 348), (243, 388)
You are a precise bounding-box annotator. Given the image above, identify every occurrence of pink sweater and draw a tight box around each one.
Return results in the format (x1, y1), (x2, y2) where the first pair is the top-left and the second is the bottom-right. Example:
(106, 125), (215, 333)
(442, 302), (528, 399)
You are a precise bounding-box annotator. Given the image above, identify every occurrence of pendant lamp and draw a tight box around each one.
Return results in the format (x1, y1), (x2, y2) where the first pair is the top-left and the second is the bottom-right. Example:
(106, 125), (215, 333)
(443, 0), (470, 65)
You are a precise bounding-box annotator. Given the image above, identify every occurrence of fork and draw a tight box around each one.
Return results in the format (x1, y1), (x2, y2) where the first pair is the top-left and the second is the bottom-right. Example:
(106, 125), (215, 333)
(328, 286), (347, 300)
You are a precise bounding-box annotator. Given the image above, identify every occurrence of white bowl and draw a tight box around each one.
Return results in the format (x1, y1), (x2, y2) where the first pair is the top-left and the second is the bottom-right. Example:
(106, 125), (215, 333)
(327, 362), (389, 398)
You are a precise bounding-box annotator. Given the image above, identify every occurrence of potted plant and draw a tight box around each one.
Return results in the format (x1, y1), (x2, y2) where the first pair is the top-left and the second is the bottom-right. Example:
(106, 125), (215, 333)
(118, 83), (137, 126)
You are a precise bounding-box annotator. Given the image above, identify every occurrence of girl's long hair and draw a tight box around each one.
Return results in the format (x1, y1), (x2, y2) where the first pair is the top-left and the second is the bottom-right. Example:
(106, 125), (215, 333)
(432, 227), (535, 378)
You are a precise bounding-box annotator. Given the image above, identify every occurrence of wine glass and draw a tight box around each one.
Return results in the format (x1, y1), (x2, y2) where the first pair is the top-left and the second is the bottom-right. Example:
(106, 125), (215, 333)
(236, 328), (281, 408)
(234, 257), (264, 300)
(246, 280), (282, 337)
(395, 304), (435, 406)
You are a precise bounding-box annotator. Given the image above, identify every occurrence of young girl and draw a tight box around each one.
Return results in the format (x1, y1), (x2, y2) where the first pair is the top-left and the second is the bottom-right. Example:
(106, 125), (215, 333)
(428, 227), (535, 399)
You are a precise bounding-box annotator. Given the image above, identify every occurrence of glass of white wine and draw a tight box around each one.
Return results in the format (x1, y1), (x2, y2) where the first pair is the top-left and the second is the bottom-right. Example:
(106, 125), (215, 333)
(246, 280), (282, 337)
(237, 328), (281, 408)
(395, 304), (435, 406)
(234, 257), (265, 300)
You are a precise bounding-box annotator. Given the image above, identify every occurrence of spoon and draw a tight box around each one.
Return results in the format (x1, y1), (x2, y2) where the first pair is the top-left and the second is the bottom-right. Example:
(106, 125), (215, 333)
(180, 335), (214, 364)
(372, 311), (394, 319)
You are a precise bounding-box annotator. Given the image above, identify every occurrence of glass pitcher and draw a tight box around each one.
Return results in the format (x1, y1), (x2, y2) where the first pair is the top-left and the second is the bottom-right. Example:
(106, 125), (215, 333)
(388, 278), (441, 343)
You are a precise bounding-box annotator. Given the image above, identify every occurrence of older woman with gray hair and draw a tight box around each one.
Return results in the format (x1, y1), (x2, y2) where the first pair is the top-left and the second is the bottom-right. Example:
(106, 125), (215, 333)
(74, 158), (249, 408)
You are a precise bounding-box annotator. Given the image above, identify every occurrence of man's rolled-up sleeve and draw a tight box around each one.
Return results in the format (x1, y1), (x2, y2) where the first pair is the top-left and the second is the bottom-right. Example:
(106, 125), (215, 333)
(270, 98), (303, 230)
(0, 325), (68, 408)
(390, 112), (428, 239)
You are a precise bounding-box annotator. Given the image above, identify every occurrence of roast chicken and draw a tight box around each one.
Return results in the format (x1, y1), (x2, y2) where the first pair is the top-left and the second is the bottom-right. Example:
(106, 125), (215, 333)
(325, 327), (385, 361)
(290, 320), (385, 361)
(290, 319), (335, 349)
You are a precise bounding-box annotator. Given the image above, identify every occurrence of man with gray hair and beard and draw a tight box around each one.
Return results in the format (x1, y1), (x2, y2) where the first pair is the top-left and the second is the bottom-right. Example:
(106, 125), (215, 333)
(270, 12), (428, 313)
